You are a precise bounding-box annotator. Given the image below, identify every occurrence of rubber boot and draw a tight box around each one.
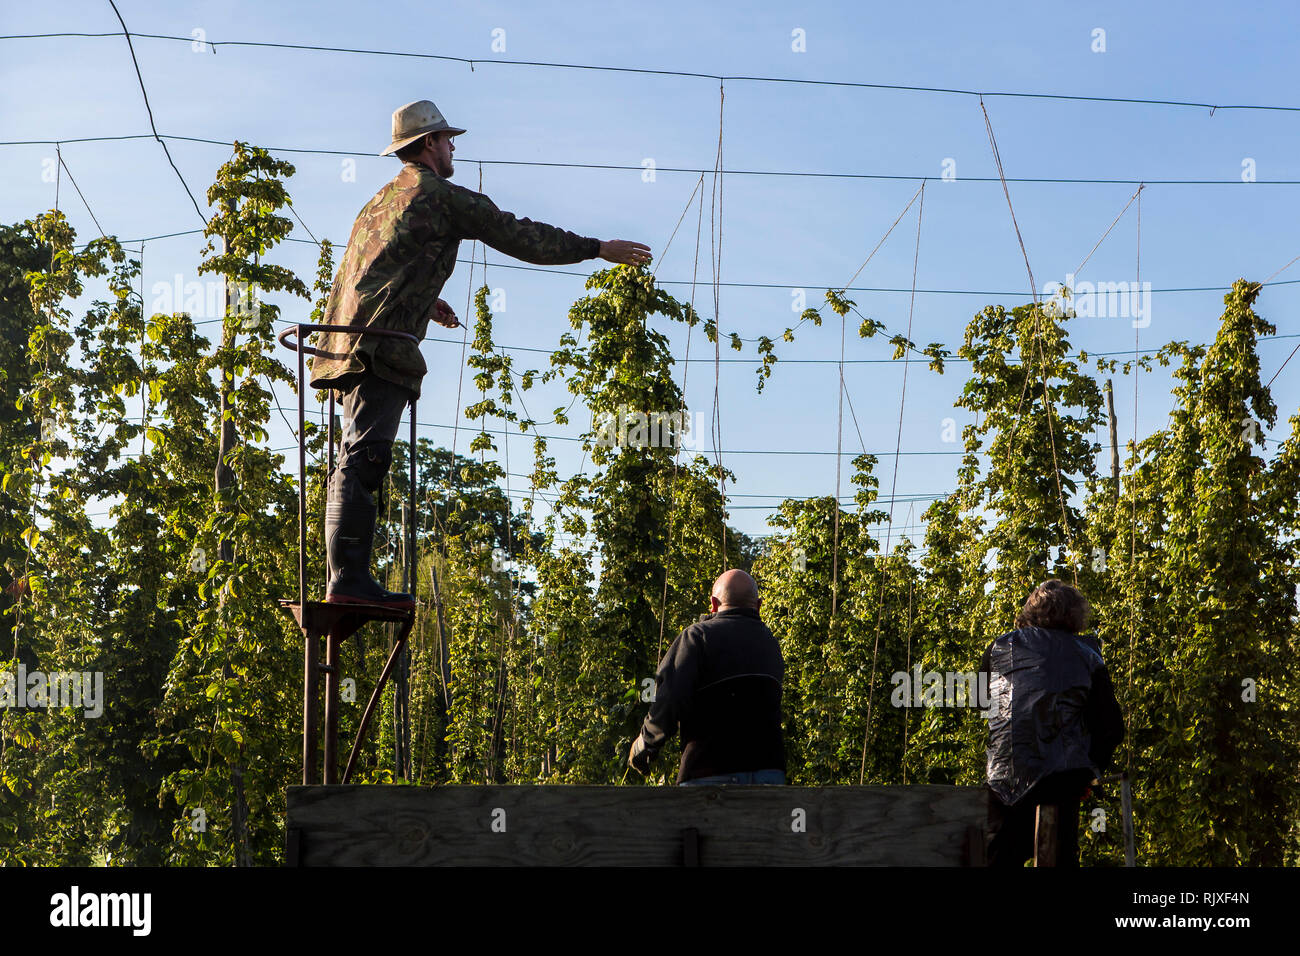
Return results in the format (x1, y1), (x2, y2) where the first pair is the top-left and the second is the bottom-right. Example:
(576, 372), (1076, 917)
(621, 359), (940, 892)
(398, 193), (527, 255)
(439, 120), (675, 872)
(324, 501), (415, 610)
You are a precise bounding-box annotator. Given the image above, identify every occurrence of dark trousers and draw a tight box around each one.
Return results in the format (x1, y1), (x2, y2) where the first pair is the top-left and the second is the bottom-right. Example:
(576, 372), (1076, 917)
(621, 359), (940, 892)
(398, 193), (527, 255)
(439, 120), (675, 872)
(986, 769), (1092, 867)
(679, 769), (786, 786)
(329, 373), (415, 507)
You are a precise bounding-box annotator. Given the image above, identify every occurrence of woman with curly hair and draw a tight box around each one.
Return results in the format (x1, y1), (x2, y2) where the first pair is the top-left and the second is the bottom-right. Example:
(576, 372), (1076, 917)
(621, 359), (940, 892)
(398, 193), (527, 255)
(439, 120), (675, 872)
(981, 579), (1126, 866)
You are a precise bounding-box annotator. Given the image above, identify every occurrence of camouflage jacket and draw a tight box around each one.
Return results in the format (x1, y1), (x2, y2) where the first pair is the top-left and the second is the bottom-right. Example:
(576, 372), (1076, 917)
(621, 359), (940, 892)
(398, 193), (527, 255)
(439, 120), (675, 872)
(309, 160), (601, 396)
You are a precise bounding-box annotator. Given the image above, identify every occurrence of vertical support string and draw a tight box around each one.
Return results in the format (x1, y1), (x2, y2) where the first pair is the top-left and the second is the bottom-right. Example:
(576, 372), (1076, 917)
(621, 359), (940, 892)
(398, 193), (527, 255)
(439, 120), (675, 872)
(657, 176), (707, 660)
(859, 181), (925, 783)
(1124, 186), (1142, 775)
(979, 97), (1076, 584)
(709, 79), (728, 572)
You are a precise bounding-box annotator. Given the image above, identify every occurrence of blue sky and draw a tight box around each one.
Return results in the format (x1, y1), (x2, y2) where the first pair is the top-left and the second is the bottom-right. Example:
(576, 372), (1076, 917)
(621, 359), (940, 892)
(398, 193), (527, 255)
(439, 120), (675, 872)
(3, 0), (1299, 547)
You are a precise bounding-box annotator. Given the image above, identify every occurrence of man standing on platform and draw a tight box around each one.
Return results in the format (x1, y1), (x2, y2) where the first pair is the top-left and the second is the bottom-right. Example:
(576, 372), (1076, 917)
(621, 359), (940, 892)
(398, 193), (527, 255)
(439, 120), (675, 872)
(310, 99), (652, 608)
(628, 569), (787, 785)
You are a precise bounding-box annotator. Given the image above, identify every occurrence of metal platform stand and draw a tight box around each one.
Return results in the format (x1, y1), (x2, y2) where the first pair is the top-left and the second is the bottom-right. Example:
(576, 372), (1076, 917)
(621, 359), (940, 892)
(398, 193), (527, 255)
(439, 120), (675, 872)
(277, 324), (421, 785)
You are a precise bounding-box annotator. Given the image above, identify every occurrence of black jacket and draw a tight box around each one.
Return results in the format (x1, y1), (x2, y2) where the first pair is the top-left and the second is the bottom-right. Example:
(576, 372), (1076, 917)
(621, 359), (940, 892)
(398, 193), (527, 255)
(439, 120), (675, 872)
(636, 607), (785, 783)
(980, 626), (1125, 806)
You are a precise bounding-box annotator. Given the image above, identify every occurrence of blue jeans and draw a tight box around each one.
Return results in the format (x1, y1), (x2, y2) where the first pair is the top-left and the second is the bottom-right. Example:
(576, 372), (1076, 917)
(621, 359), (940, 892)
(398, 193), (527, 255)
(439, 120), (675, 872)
(680, 769), (786, 786)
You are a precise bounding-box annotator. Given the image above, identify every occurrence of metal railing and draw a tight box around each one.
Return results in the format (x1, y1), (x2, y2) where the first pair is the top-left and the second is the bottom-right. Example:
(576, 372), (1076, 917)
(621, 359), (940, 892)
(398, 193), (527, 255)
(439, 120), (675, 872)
(278, 323), (419, 608)
(277, 323), (421, 784)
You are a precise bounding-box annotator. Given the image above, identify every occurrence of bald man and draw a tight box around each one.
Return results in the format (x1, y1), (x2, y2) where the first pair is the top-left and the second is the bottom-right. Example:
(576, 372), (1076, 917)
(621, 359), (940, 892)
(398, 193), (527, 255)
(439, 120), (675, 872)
(628, 569), (786, 785)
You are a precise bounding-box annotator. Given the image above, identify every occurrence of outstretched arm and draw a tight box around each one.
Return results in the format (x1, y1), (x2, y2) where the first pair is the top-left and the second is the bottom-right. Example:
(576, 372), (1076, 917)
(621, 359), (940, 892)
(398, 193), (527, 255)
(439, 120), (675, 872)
(449, 185), (651, 267)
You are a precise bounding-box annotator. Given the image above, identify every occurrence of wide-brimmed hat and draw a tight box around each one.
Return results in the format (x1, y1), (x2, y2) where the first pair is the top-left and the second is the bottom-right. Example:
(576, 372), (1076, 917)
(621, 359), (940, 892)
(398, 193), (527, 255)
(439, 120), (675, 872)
(380, 99), (467, 156)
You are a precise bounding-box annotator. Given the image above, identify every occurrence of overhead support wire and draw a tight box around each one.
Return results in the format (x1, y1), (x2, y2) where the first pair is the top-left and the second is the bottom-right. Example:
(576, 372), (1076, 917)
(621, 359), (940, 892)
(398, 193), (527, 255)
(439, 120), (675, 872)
(9, 30), (1300, 113)
(13, 133), (1300, 188)
(104, 1), (208, 226)
(65, 226), (1300, 298)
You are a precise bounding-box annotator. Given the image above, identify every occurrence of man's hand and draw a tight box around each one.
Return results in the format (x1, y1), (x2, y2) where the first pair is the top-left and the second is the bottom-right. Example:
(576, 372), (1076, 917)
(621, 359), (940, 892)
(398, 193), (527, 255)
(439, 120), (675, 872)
(628, 734), (651, 774)
(599, 240), (653, 267)
(433, 298), (460, 329)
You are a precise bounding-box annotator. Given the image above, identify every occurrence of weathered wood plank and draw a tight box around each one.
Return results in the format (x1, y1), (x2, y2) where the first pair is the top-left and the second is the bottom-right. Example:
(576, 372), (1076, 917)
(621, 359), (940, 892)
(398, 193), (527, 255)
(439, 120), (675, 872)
(286, 784), (988, 867)
(1034, 803), (1058, 867)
